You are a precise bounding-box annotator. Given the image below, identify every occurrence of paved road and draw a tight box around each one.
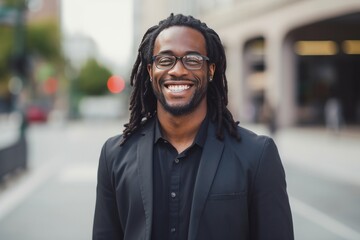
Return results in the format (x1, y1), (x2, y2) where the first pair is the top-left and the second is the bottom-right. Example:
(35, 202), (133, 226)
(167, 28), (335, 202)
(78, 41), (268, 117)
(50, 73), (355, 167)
(0, 120), (359, 240)
(0, 120), (120, 240)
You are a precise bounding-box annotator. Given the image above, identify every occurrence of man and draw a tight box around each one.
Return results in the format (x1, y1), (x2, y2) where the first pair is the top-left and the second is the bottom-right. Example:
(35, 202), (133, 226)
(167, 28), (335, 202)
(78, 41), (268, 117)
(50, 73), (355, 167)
(93, 13), (293, 240)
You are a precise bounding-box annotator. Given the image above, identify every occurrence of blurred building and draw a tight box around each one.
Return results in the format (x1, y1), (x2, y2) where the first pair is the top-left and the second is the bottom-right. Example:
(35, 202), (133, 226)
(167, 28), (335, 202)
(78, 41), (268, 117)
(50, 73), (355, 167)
(133, 0), (360, 128)
(27, 0), (60, 23)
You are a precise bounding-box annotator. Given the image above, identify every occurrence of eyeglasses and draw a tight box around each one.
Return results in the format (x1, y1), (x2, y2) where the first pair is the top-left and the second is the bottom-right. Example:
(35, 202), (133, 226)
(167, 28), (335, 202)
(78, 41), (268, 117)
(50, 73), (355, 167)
(152, 54), (210, 70)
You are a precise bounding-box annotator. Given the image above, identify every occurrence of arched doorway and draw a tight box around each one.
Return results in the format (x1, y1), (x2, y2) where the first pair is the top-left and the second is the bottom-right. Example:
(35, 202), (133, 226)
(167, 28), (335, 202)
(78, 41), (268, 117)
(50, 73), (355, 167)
(287, 12), (360, 127)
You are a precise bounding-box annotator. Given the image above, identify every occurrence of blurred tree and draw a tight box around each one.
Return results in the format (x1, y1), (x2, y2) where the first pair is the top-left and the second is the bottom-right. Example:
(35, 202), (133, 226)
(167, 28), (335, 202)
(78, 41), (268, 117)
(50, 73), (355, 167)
(1, 1), (63, 87)
(27, 20), (62, 63)
(0, 26), (13, 88)
(76, 58), (112, 96)
(0, 1), (21, 95)
(2, 0), (27, 9)
(1, 0), (66, 119)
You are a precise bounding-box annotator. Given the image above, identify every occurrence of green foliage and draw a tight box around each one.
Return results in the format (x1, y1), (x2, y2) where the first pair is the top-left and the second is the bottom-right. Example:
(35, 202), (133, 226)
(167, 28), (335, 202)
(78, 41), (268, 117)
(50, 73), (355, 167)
(0, 26), (13, 81)
(27, 20), (62, 62)
(0, 8), (62, 85)
(2, 0), (27, 9)
(76, 59), (112, 96)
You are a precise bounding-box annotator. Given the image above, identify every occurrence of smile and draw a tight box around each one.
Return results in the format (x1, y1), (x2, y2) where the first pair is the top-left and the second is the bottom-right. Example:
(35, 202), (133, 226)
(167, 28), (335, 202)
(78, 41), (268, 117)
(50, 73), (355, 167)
(166, 84), (191, 93)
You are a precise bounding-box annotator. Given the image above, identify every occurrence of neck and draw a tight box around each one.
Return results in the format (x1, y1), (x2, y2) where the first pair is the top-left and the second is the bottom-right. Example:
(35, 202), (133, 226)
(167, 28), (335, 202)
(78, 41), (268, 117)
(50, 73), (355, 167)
(157, 99), (207, 153)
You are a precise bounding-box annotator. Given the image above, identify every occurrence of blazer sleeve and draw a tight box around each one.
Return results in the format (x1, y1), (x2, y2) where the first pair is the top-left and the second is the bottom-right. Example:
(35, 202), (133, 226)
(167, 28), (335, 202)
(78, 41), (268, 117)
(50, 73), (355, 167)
(249, 137), (294, 240)
(93, 139), (124, 240)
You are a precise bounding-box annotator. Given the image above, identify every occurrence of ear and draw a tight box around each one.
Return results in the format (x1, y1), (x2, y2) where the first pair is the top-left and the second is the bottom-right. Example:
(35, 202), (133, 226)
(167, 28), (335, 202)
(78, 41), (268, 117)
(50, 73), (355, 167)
(147, 64), (153, 80)
(208, 63), (216, 79)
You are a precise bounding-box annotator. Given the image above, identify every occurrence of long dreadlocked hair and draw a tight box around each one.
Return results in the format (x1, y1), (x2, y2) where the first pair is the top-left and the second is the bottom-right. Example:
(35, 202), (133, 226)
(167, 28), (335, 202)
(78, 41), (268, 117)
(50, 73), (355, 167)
(120, 13), (240, 145)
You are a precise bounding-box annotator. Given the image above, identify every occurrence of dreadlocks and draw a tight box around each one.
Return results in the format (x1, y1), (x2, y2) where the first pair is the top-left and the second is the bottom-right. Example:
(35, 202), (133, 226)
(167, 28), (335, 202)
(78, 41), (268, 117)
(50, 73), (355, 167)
(120, 13), (240, 145)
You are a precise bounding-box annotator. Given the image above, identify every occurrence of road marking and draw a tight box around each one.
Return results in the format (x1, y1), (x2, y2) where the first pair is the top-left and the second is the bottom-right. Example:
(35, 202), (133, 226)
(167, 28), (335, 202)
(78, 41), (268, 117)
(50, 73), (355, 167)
(0, 159), (63, 221)
(290, 196), (360, 240)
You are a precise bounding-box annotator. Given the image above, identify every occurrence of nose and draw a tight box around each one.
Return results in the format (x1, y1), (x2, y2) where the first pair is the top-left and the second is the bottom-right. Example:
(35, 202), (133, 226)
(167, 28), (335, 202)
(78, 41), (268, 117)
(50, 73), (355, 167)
(168, 59), (188, 77)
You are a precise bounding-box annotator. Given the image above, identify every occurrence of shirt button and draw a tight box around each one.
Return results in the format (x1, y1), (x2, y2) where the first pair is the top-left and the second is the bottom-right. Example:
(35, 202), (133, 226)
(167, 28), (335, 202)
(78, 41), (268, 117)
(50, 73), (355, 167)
(171, 192), (176, 198)
(170, 227), (176, 233)
(174, 158), (180, 163)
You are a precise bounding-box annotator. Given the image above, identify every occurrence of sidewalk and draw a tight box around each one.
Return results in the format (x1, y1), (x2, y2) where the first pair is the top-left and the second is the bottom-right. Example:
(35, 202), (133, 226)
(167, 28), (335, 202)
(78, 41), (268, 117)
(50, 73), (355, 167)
(244, 124), (360, 186)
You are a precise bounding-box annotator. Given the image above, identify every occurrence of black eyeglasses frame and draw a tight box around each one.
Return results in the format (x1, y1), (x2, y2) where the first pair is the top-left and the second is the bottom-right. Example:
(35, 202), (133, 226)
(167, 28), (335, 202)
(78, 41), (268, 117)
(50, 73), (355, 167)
(151, 54), (210, 70)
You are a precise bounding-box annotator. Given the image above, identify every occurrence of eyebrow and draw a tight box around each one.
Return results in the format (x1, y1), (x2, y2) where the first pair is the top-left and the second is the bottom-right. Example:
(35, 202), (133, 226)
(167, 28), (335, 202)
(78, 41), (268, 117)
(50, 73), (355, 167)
(156, 50), (203, 56)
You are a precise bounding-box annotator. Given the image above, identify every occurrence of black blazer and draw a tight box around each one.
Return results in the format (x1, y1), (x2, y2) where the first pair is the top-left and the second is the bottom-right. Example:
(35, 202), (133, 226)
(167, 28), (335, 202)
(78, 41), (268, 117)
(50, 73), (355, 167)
(93, 118), (293, 240)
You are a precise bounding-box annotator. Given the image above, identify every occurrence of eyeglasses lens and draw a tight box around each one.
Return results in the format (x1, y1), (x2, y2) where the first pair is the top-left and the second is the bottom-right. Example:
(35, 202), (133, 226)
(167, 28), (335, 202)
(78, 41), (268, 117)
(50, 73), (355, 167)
(154, 55), (205, 70)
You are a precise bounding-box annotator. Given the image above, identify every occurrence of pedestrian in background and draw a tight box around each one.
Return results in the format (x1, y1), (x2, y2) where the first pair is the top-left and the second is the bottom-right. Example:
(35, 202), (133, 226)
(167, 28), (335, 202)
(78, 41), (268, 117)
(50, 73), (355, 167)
(325, 97), (343, 134)
(93, 13), (293, 240)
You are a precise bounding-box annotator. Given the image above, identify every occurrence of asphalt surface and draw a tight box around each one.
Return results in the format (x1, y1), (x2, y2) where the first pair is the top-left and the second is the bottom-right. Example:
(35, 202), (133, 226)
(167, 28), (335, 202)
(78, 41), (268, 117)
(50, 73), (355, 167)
(0, 120), (359, 240)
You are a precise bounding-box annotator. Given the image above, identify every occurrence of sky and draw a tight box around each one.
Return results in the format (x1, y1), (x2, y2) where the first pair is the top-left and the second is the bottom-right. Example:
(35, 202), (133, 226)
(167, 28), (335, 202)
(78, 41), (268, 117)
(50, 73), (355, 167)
(61, 0), (133, 70)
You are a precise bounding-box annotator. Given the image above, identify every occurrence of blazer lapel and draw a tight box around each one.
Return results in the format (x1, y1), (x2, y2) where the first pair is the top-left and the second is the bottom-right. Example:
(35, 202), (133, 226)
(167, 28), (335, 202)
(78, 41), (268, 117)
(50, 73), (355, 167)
(137, 119), (155, 240)
(188, 123), (225, 240)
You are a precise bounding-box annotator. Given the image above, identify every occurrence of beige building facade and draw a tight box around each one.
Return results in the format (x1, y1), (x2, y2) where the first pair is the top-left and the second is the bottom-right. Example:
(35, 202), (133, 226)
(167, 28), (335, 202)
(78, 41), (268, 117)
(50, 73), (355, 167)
(133, 0), (360, 128)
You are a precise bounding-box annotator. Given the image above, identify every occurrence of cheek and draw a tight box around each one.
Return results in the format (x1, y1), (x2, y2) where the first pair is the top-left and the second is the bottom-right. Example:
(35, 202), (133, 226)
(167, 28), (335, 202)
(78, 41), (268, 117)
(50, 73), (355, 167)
(196, 73), (209, 88)
(151, 78), (162, 94)
(152, 70), (167, 88)
(151, 68), (161, 80)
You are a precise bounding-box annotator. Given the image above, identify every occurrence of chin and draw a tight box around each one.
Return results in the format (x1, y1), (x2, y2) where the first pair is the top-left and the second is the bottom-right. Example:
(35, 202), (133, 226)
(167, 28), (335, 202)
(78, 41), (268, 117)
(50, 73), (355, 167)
(163, 104), (195, 116)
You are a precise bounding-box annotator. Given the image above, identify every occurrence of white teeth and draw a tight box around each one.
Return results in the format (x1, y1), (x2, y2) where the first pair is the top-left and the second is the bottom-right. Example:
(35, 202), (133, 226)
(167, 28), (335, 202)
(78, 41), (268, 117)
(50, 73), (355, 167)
(168, 85), (190, 92)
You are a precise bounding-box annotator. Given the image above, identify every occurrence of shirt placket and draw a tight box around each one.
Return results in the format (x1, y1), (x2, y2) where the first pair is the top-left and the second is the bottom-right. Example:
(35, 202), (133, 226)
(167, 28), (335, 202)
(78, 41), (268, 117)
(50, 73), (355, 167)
(169, 156), (181, 240)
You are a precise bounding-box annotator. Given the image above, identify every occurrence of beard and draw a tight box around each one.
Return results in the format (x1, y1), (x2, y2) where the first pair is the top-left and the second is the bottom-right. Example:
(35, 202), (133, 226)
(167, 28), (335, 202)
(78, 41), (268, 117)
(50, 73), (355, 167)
(152, 78), (208, 116)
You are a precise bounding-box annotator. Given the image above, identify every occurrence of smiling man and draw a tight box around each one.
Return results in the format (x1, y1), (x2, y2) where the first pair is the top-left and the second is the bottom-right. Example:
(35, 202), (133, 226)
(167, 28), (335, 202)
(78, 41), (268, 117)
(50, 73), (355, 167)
(148, 26), (214, 119)
(93, 13), (294, 240)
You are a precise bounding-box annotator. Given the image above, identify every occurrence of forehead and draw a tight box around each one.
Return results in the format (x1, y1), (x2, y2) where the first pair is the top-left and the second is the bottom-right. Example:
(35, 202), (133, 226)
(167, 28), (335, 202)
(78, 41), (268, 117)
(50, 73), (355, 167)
(153, 26), (207, 55)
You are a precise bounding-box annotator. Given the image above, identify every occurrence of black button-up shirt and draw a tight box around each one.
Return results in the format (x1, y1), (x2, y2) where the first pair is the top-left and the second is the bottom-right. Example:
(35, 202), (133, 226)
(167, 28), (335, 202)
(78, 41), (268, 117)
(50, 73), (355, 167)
(151, 116), (208, 240)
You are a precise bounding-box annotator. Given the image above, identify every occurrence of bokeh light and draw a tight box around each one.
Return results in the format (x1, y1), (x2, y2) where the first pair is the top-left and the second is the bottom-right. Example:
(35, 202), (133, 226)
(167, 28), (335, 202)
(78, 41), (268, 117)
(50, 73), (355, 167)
(107, 75), (125, 94)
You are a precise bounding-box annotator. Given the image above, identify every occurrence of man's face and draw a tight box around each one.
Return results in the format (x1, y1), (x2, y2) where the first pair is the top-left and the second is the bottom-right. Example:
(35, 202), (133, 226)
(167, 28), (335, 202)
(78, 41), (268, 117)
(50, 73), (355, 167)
(147, 26), (215, 116)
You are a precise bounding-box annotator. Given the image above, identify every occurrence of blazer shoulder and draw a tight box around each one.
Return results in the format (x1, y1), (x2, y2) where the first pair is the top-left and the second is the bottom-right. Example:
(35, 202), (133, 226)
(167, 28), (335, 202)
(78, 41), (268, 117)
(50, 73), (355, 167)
(225, 125), (277, 165)
(101, 134), (123, 159)
(236, 125), (271, 147)
(104, 134), (122, 147)
(101, 118), (155, 158)
(102, 132), (138, 155)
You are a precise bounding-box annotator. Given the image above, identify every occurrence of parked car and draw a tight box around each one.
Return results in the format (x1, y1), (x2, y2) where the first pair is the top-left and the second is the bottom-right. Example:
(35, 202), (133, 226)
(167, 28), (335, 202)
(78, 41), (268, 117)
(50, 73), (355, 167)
(25, 103), (49, 123)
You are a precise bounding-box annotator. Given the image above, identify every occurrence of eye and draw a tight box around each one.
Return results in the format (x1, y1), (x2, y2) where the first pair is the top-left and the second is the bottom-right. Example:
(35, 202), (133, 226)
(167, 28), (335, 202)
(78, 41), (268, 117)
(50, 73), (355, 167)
(156, 56), (175, 67)
(184, 55), (202, 66)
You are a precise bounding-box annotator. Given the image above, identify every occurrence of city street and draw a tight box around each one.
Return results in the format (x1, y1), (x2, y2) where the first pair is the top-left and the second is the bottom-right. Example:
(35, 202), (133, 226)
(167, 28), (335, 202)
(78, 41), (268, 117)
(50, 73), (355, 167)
(0, 119), (359, 240)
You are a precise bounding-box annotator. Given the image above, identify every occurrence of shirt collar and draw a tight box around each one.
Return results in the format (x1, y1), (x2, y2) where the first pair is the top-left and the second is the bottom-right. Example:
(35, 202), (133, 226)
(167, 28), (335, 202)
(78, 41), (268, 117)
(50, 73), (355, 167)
(154, 115), (209, 148)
